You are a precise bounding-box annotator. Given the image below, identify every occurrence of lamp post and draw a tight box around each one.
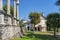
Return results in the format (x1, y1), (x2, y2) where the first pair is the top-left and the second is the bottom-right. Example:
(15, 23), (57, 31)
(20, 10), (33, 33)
(16, 0), (19, 26)
(16, 0), (19, 19)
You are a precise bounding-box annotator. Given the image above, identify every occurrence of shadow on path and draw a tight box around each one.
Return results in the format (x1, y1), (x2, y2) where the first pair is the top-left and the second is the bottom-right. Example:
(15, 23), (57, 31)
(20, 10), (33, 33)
(23, 32), (60, 40)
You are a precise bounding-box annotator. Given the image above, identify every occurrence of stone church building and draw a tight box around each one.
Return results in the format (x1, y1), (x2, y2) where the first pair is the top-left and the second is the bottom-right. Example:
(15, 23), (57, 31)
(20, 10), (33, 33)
(23, 14), (47, 32)
(35, 14), (47, 32)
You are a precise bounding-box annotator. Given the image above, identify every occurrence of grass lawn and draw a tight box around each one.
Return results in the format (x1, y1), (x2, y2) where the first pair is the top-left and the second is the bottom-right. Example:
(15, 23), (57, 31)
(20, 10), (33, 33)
(12, 31), (60, 40)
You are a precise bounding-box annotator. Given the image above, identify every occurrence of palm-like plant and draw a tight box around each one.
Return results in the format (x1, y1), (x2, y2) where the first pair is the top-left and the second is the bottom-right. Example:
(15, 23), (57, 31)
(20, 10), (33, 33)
(3, 5), (14, 17)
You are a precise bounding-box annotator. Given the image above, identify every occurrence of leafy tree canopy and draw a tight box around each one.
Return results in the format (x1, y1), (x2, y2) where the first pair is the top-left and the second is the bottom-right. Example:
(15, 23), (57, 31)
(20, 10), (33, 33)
(46, 13), (60, 28)
(29, 12), (40, 25)
(55, 0), (60, 6)
(46, 13), (60, 37)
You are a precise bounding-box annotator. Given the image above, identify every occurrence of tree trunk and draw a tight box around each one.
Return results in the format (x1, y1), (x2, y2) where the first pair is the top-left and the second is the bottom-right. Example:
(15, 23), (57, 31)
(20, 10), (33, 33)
(54, 27), (56, 38)
(33, 24), (35, 32)
(21, 27), (25, 35)
(57, 27), (59, 32)
(20, 27), (23, 37)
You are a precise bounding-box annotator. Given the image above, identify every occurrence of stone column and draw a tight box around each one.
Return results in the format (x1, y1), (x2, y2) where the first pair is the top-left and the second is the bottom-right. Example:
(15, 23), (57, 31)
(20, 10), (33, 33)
(0, 0), (5, 40)
(7, 0), (12, 25)
(7, 0), (12, 39)
(0, 0), (3, 10)
(36, 27), (38, 31)
(13, 0), (17, 25)
(0, 0), (4, 25)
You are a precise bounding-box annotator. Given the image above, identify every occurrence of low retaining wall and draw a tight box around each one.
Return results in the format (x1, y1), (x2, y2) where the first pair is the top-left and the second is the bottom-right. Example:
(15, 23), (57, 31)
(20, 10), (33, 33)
(0, 10), (22, 40)
(0, 25), (21, 40)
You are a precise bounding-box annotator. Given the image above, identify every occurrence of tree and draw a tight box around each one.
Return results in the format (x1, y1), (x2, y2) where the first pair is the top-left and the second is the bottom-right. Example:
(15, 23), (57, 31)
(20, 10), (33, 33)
(19, 20), (26, 35)
(46, 13), (60, 37)
(3, 5), (14, 17)
(29, 12), (40, 31)
(55, 0), (60, 6)
(55, 0), (60, 11)
(19, 20), (25, 27)
(55, 0), (60, 32)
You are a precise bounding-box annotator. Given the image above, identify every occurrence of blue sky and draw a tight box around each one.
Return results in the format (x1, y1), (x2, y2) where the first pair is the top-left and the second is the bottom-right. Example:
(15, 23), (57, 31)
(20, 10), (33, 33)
(3, 0), (60, 20)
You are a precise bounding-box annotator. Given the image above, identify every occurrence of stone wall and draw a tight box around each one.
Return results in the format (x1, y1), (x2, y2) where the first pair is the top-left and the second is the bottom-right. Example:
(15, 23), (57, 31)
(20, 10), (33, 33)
(0, 25), (21, 40)
(2, 26), (20, 40)
(0, 10), (21, 40)
(0, 0), (21, 40)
